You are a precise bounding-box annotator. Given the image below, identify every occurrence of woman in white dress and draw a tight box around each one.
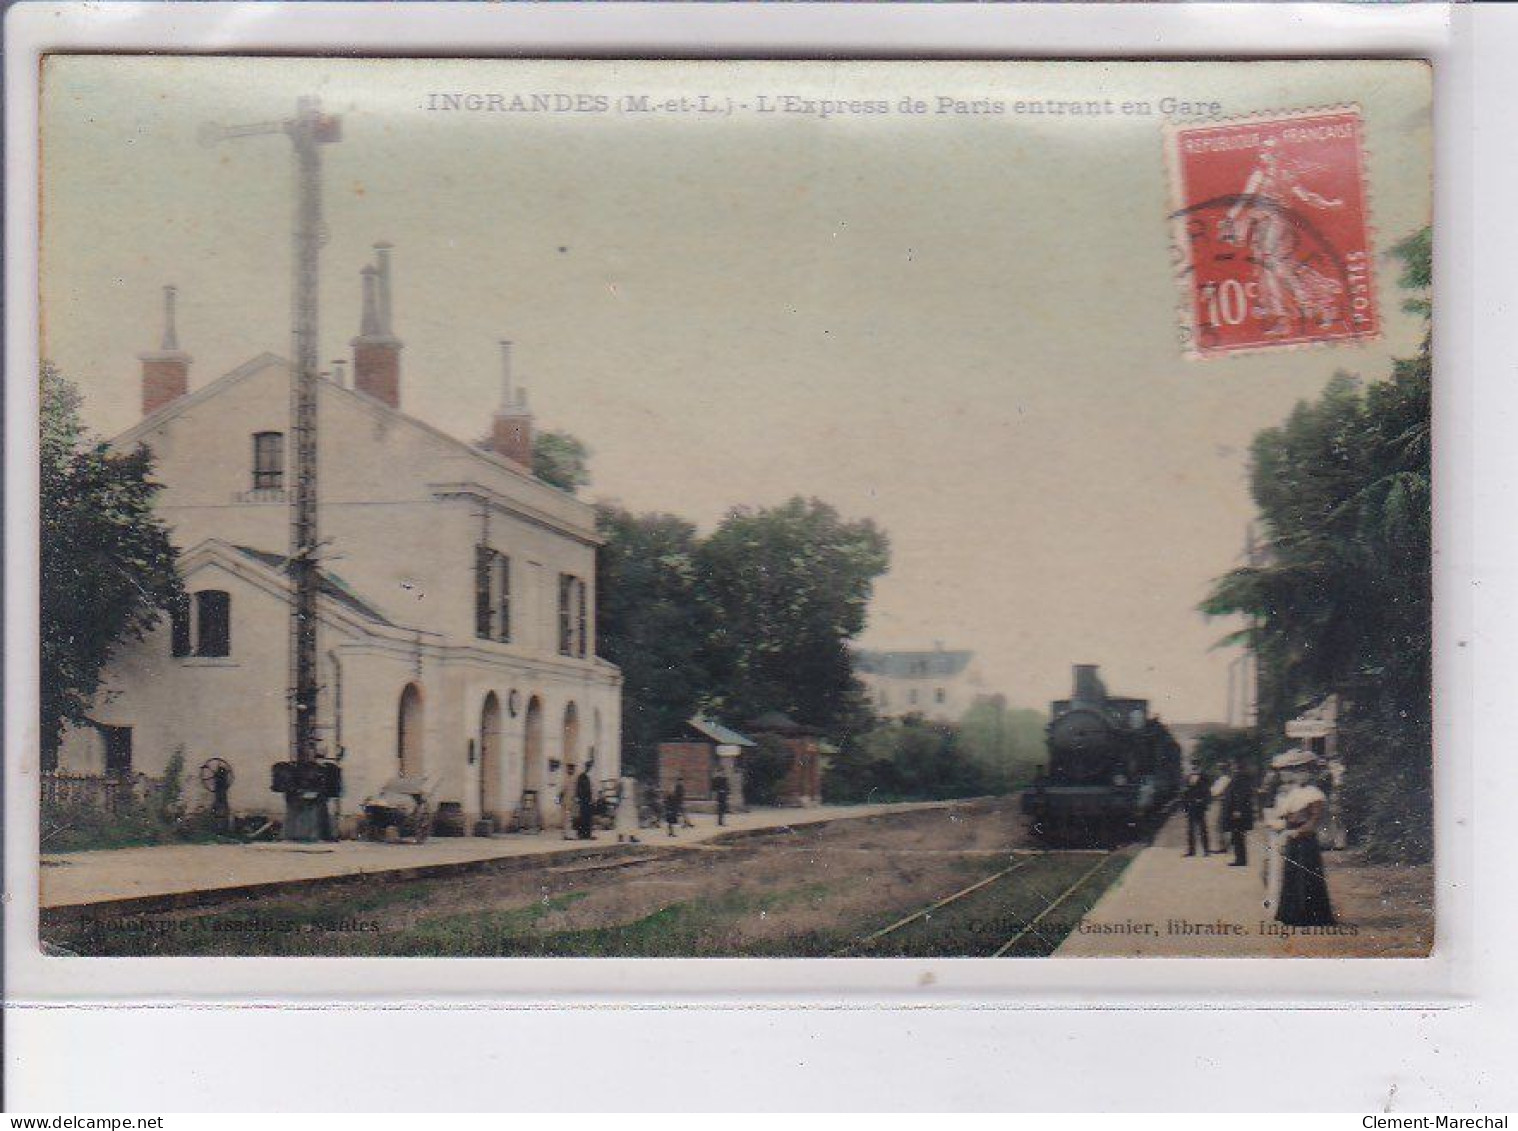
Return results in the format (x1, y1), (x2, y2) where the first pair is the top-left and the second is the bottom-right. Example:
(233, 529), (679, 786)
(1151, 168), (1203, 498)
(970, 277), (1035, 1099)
(1264, 748), (1337, 926)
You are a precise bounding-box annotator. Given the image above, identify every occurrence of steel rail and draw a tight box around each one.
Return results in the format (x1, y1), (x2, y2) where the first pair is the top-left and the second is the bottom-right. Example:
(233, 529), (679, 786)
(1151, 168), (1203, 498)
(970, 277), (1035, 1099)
(988, 854), (1114, 957)
(833, 859), (1034, 956)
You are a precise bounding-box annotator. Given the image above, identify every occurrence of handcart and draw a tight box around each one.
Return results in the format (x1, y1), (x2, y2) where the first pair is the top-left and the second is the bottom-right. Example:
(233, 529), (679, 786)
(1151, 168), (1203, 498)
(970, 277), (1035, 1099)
(360, 774), (440, 844)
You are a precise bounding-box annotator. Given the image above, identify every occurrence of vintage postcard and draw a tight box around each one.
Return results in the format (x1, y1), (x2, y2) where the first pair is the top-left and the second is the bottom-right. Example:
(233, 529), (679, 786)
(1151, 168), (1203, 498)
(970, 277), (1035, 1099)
(33, 56), (1433, 962)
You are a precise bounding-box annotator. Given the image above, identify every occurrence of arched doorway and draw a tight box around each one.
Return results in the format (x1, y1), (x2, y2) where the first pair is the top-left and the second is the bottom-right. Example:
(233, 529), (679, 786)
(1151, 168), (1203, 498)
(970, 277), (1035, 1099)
(397, 683), (424, 777)
(479, 692), (502, 821)
(523, 695), (544, 821)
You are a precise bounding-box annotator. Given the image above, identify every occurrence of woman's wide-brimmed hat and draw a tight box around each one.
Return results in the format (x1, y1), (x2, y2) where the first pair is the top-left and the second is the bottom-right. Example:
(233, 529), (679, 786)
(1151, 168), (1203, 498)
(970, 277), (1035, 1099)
(1271, 748), (1318, 770)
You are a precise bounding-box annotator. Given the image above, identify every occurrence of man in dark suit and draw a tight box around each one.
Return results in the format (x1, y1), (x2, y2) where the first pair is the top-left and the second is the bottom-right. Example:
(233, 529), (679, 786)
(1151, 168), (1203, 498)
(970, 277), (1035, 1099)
(713, 770), (731, 826)
(574, 763), (596, 840)
(1182, 771), (1213, 856)
(1221, 756), (1256, 866)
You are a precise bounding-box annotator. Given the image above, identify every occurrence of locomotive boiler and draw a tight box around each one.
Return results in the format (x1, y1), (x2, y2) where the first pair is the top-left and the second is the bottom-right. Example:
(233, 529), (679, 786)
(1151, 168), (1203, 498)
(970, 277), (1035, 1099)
(1021, 664), (1182, 845)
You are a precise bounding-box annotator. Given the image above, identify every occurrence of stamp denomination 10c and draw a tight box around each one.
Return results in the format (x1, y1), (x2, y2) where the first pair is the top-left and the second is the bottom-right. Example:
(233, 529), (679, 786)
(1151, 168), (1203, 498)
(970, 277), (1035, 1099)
(1168, 106), (1380, 358)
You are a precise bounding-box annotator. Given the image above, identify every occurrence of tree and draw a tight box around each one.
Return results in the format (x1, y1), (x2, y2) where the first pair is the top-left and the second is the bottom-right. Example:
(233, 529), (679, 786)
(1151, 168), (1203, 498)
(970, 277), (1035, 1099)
(594, 503), (716, 779)
(1190, 728), (1264, 778)
(738, 734), (794, 807)
(828, 714), (993, 803)
(957, 697), (1049, 790)
(472, 428), (590, 494)
(40, 364), (183, 769)
(532, 429), (591, 494)
(1201, 227), (1432, 861)
(697, 497), (889, 733)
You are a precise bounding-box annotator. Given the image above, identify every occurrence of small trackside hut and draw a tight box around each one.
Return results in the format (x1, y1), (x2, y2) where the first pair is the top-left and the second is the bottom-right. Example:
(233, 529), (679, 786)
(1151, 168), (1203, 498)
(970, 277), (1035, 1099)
(744, 711), (825, 808)
(656, 716), (755, 814)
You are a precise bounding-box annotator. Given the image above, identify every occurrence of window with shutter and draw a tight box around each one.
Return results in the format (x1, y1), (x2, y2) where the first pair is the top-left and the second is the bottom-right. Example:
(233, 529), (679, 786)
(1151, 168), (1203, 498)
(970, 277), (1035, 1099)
(252, 432), (285, 490)
(576, 578), (588, 658)
(170, 593), (192, 658)
(475, 548), (514, 642)
(99, 724), (134, 776)
(495, 553), (512, 642)
(475, 545), (493, 639)
(557, 574), (573, 656)
(195, 590), (231, 657)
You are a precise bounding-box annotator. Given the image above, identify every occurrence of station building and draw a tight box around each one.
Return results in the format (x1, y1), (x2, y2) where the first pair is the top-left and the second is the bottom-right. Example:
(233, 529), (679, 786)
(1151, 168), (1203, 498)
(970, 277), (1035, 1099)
(56, 247), (623, 831)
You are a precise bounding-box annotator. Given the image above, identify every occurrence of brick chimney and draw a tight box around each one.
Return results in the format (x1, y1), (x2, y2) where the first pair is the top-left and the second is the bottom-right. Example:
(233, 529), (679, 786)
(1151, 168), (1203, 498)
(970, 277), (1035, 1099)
(139, 284), (191, 416)
(490, 340), (534, 470)
(351, 242), (402, 408)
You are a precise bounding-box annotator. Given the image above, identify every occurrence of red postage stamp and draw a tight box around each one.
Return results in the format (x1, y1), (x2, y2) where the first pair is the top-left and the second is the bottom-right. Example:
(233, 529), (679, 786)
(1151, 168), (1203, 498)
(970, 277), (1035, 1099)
(1168, 106), (1379, 358)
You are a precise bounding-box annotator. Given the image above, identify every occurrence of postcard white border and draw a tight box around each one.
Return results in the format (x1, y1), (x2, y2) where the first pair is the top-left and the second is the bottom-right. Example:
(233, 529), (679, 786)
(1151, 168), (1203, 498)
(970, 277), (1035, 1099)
(3, 2), (1474, 1017)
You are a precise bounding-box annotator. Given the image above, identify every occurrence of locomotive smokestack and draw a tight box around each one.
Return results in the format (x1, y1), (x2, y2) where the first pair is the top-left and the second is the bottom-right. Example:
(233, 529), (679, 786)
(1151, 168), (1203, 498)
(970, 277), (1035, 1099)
(1073, 664), (1106, 704)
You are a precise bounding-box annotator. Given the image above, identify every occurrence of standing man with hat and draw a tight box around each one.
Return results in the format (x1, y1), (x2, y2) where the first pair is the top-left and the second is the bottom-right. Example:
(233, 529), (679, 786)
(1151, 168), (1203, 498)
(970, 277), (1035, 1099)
(1220, 755), (1256, 866)
(1181, 770), (1215, 856)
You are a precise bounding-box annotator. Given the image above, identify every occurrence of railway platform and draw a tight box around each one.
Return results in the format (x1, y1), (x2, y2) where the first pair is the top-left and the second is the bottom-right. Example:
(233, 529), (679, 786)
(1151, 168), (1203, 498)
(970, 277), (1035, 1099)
(1054, 809), (1430, 957)
(38, 799), (954, 915)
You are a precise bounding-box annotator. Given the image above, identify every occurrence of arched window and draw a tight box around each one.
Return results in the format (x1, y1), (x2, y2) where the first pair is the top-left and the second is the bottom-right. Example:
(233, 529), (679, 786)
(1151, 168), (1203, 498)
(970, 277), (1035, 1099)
(252, 432), (285, 490)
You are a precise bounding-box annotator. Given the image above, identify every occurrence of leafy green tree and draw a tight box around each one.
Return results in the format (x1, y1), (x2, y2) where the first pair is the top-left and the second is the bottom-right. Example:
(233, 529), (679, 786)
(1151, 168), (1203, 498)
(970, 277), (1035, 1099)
(1201, 227), (1432, 861)
(738, 734), (795, 807)
(957, 697), (1049, 790)
(40, 364), (183, 770)
(1190, 728), (1264, 778)
(820, 739), (884, 804)
(594, 503), (716, 778)
(835, 715), (992, 802)
(698, 497), (889, 733)
(532, 429), (591, 494)
(596, 496), (889, 781)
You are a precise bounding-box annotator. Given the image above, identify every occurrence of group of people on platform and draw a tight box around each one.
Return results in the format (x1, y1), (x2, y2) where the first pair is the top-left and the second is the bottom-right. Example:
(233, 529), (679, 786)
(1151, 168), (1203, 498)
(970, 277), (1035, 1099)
(656, 771), (733, 837)
(1180, 748), (1337, 928)
(562, 771), (735, 846)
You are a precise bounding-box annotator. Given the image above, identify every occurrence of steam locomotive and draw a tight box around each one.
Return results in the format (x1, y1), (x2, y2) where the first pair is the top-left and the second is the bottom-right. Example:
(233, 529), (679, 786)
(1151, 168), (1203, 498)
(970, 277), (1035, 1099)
(1021, 664), (1182, 846)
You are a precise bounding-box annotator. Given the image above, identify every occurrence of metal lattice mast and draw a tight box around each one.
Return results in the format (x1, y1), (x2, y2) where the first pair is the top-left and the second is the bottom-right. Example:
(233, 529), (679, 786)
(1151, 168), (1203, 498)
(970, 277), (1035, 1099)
(203, 98), (341, 835)
(286, 97), (335, 768)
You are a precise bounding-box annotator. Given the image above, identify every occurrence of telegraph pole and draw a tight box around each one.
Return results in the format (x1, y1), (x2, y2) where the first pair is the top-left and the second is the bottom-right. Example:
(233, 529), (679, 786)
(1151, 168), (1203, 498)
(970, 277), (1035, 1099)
(203, 98), (342, 840)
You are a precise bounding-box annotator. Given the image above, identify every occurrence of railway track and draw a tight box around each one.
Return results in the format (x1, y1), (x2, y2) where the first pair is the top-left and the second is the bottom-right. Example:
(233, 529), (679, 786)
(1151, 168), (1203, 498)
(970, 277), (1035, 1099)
(834, 848), (1130, 958)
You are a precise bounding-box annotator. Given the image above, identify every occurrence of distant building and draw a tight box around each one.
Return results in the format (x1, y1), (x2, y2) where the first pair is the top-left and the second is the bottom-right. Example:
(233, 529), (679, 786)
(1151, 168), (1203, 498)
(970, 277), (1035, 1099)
(56, 250), (622, 832)
(855, 645), (985, 722)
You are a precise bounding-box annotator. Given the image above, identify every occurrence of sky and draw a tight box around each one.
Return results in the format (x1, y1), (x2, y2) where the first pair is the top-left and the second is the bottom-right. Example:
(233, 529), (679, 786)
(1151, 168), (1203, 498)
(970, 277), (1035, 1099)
(39, 57), (1433, 722)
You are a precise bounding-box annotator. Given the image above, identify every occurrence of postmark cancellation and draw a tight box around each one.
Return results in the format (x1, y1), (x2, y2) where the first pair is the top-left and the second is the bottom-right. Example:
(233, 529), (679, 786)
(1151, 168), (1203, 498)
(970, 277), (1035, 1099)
(1167, 106), (1380, 359)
